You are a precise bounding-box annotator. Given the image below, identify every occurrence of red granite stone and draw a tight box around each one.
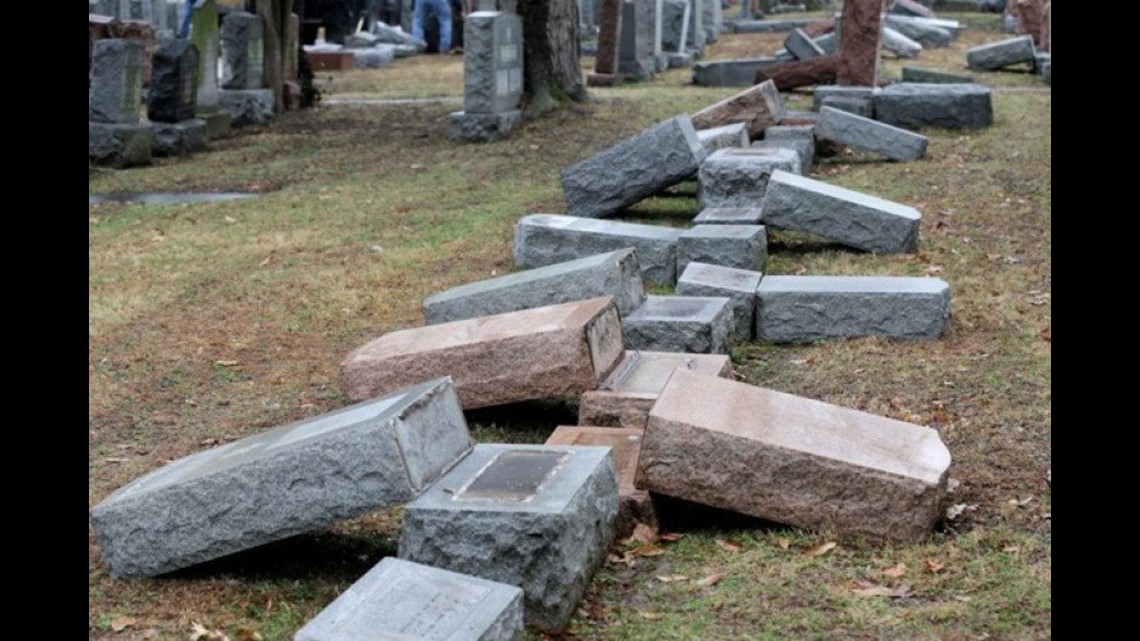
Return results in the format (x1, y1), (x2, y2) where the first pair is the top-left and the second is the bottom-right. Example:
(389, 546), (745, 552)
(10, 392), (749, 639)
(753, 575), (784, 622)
(836, 0), (882, 87)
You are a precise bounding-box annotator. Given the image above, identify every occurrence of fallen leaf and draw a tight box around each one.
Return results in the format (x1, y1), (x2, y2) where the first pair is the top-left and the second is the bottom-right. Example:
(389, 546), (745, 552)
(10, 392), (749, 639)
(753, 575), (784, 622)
(632, 544), (665, 557)
(656, 574), (688, 583)
(637, 611), (663, 620)
(694, 573), (725, 587)
(882, 563), (907, 578)
(716, 538), (742, 553)
(806, 541), (837, 557)
(924, 559), (945, 573)
(111, 616), (136, 632)
(1003, 546), (1020, 554)
(630, 523), (658, 544)
(777, 538), (790, 550)
(946, 504), (977, 520)
(105, 457), (129, 463)
(607, 552), (635, 567)
(189, 623), (231, 641)
(954, 595), (972, 603)
(658, 532), (683, 543)
(224, 216), (237, 224)
(214, 360), (240, 367)
(1008, 496), (1034, 507)
(1039, 327), (1051, 341)
(258, 256), (272, 267)
(849, 580), (913, 598)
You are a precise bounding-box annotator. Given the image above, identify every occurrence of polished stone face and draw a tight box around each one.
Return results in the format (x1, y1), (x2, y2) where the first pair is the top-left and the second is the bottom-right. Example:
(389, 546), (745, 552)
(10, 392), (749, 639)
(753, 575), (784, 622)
(458, 450), (569, 502)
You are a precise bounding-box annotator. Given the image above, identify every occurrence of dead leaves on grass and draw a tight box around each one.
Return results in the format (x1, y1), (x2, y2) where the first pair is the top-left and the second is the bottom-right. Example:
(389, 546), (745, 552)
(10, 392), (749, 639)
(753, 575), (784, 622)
(848, 580), (914, 599)
(110, 616), (136, 632)
(715, 538), (743, 553)
(805, 541), (837, 557)
(189, 623), (230, 641)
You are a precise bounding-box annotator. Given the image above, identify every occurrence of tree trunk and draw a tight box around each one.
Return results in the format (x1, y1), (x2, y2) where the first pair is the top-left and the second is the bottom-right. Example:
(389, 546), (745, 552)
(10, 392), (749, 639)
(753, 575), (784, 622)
(518, 0), (588, 115)
(255, 0), (289, 113)
(754, 55), (838, 91)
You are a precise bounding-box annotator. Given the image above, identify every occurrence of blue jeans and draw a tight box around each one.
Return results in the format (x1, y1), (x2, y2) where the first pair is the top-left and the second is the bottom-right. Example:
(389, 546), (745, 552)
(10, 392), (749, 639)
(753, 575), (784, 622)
(412, 0), (452, 52)
(179, 0), (195, 38)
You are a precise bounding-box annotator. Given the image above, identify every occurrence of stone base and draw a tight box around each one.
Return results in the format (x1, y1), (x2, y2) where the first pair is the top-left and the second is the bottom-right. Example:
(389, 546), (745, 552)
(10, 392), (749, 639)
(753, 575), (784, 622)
(447, 110), (522, 143)
(149, 119), (207, 157)
(619, 58), (656, 81)
(666, 52), (694, 68)
(197, 109), (233, 141)
(623, 295), (734, 354)
(654, 54), (669, 72)
(89, 121), (152, 168)
(587, 72), (624, 86)
(219, 89), (275, 128)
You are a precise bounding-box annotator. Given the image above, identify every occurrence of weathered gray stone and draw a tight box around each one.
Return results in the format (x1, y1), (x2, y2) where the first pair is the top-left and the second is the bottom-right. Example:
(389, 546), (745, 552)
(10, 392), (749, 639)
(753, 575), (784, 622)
(342, 31), (382, 48)
(352, 46), (395, 68)
(880, 26), (923, 58)
(622, 295), (734, 353)
(677, 224), (768, 275)
(890, 0), (936, 18)
(763, 124), (816, 142)
(872, 83), (994, 130)
(966, 35), (1036, 70)
(784, 27), (825, 59)
(398, 444), (618, 632)
(577, 350), (732, 430)
(751, 138), (813, 175)
(341, 297), (626, 409)
(695, 122), (751, 154)
(675, 261), (762, 342)
(692, 80), (787, 139)
(813, 31), (837, 54)
(147, 37), (198, 122)
(755, 275), (951, 342)
(619, 0), (655, 80)
(190, 0), (221, 112)
(464, 11), (524, 113)
(819, 95), (874, 118)
(89, 121), (153, 168)
(423, 248), (647, 324)
(90, 378), (474, 578)
(149, 118), (207, 156)
(1041, 60), (1050, 85)
(393, 43), (421, 57)
(447, 110), (523, 142)
(637, 369), (952, 543)
(661, 0), (690, 53)
(90, 38), (145, 124)
(817, 106), (927, 161)
(666, 51), (694, 67)
(218, 88), (274, 127)
(760, 170), (921, 253)
(812, 85), (875, 114)
(1034, 52), (1051, 74)
(693, 206), (763, 225)
(221, 11), (264, 89)
(698, 147), (801, 209)
(884, 14), (952, 48)
(900, 66), (975, 84)
(514, 214), (683, 285)
(561, 115), (707, 220)
(296, 557), (524, 641)
(687, 0), (705, 52)
(732, 18), (816, 33)
(701, 0), (722, 40)
(371, 20), (428, 49)
(692, 57), (783, 87)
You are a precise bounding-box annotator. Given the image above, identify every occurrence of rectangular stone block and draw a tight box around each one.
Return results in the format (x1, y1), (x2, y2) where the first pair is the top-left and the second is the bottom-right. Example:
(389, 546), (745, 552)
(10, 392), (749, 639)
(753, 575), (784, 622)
(966, 35), (1036, 70)
(514, 214), (682, 285)
(595, 0), (624, 74)
(341, 297), (625, 409)
(880, 26), (922, 59)
(546, 425), (655, 539)
(398, 444), (618, 632)
(691, 79), (787, 139)
(784, 27), (825, 60)
(676, 261), (762, 342)
(751, 138), (813, 176)
(295, 557), (524, 641)
(190, 0), (221, 110)
(872, 83), (994, 130)
(900, 66), (975, 84)
(837, 0), (883, 85)
(884, 14), (952, 48)
(636, 369), (952, 542)
(755, 275), (951, 342)
(90, 121), (153, 168)
(90, 378), (474, 579)
(147, 37), (198, 122)
(817, 105), (928, 161)
(691, 57), (783, 87)
(677, 224), (768, 275)
(423, 248), (647, 324)
(448, 109), (522, 142)
(695, 122), (750, 154)
(623, 295), (734, 353)
(463, 11), (524, 114)
(760, 170), (921, 254)
(661, 0), (690, 53)
(812, 85), (876, 113)
(578, 349), (732, 430)
(221, 11), (265, 89)
(90, 38), (144, 124)
(618, 0), (654, 80)
(149, 118), (207, 156)
(561, 115), (707, 219)
(890, 0), (936, 19)
(698, 147), (802, 209)
(692, 206), (763, 225)
(732, 18), (817, 33)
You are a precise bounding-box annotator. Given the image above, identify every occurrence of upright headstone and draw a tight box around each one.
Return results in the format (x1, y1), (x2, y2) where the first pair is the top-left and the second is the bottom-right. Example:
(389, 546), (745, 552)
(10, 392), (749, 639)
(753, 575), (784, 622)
(449, 11), (524, 142)
(589, 0), (624, 85)
(221, 11), (265, 89)
(686, 0), (705, 53)
(661, 0), (690, 54)
(701, 0), (722, 43)
(90, 38), (153, 167)
(190, 0), (232, 139)
(618, 0), (655, 80)
(836, 0), (882, 86)
(147, 37), (207, 156)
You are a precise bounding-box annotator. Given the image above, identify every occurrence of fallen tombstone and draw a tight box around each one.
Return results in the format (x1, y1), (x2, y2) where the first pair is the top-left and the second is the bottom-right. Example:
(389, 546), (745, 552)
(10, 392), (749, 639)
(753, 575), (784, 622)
(561, 114), (706, 219)
(884, 13), (952, 48)
(692, 57), (784, 87)
(783, 27), (826, 60)
(635, 369), (952, 543)
(371, 20), (427, 49)
(890, 0), (936, 18)
(295, 557), (524, 641)
(696, 122), (751, 154)
(812, 85), (876, 116)
(351, 46), (395, 68)
(732, 18), (817, 33)
(817, 106), (928, 161)
(546, 425), (655, 538)
(577, 349), (732, 429)
(812, 31), (837, 55)
(398, 444), (618, 632)
(513, 214), (684, 285)
(900, 66), (974, 83)
(422, 248), (647, 324)
(675, 261), (763, 342)
(872, 83), (994, 130)
(692, 206), (763, 225)
(691, 79), (787, 139)
(759, 169), (921, 254)
(698, 147), (802, 209)
(880, 25), (923, 58)
(753, 54), (838, 91)
(622, 295), (734, 353)
(755, 275), (952, 342)
(677, 224), (768, 274)
(90, 377), (474, 579)
(1033, 51), (1050, 74)
(341, 297), (625, 409)
(966, 34), (1036, 70)
(751, 138), (813, 175)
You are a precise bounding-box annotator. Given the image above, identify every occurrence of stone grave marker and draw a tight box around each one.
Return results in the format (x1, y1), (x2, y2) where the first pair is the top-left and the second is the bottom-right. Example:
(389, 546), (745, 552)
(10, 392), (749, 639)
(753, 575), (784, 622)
(341, 297), (626, 409)
(676, 224), (768, 274)
(698, 147), (801, 209)
(692, 206), (763, 225)
(636, 369), (952, 542)
(398, 444), (618, 632)
(90, 377), (474, 578)
(691, 79), (786, 139)
(622, 295), (734, 354)
(872, 83), (994, 130)
(618, 0), (655, 80)
(880, 25), (923, 59)
(817, 106), (928, 161)
(675, 261), (763, 343)
(190, 0), (232, 138)
(449, 10), (524, 142)
(900, 66), (974, 84)
(966, 35), (1036, 70)
(295, 557), (524, 641)
(221, 11), (265, 89)
(588, 0), (625, 85)
(90, 38), (153, 168)
(147, 37), (207, 157)
(836, 0), (883, 86)
(695, 121), (750, 154)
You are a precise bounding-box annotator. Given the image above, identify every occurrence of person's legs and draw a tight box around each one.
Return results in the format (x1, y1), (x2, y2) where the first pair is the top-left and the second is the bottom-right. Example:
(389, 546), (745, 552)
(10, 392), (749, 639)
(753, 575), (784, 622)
(179, 0), (195, 38)
(412, 0), (429, 43)
(436, 0), (452, 52)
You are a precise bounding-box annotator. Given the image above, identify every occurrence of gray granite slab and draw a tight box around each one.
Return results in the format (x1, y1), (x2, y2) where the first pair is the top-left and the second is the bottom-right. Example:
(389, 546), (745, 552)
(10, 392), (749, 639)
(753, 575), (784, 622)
(966, 35), (1036, 70)
(622, 295), (734, 353)
(675, 261), (763, 342)
(90, 38), (145, 124)
(817, 106), (928, 161)
(698, 147), (801, 209)
(872, 82), (993, 130)
(677, 224), (768, 274)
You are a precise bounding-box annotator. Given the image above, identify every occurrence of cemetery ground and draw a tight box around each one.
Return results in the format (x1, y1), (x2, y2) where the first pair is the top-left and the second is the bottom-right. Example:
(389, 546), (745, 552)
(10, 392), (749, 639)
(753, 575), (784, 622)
(89, 11), (1050, 640)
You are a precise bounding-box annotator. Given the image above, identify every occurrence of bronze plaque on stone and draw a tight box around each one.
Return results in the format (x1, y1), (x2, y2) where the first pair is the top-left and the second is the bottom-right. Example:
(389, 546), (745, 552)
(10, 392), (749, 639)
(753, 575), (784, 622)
(457, 450), (568, 501)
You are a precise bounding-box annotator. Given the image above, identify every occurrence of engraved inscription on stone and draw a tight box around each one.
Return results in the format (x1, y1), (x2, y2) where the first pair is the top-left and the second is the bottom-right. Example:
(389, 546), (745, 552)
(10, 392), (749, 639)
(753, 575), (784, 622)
(496, 69), (509, 97)
(248, 35), (264, 86)
(180, 58), (196, 106)
(499, 43), (517, 64)
(457, 450), (569, 501)
(337, 573), (490, 639)
(121, 63), (141, 118)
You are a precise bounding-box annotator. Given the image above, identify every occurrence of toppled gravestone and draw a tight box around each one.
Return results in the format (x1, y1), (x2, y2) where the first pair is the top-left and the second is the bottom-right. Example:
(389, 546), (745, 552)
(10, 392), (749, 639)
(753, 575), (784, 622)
(816, 106), (928, 161)
(900, 66), (974, 84)
(675, 261), (763, 343)
(635, 369), (952, 543)
(691, 79), (787, 139)
(966, 34), (1036, 70)
(561, 115), (707, 219)
(872, 83), (994, 130)
(695, 122), (751, 153)
(676, 224), (769, 275)
(622, 294), (735, 353)
(340, 296), (626, 409)
(295, 557), (524, 641)
(398, 444), (618, 632)
(90, 377), (473, 578)
(698, 147), (802, 209)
